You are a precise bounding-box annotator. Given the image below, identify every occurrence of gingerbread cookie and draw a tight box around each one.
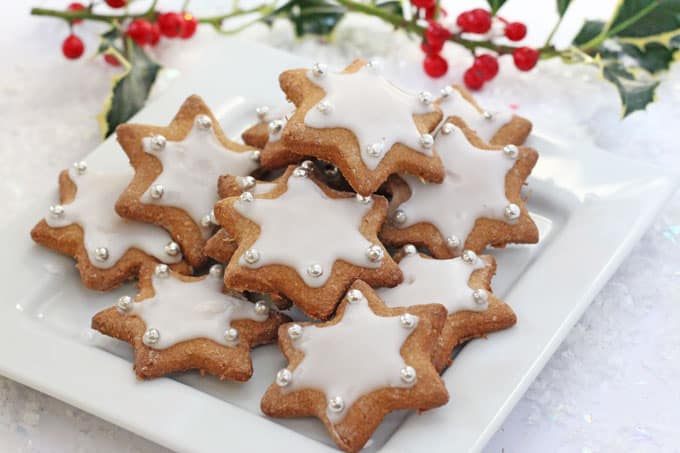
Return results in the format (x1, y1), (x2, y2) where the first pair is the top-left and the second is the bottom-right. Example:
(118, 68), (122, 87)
(212, 165), (402, 320)
(381, 121), (538, 258)
(436, 85), (532, 146)
(379, 245), (516, 372)
(241, 103), (304, 169)
(92, 263), (289, 380)
(30, 165), (189, 291)
(260, 280), (449, 453)
(115, 95), (260, 268)
(279, 60), (444, 196)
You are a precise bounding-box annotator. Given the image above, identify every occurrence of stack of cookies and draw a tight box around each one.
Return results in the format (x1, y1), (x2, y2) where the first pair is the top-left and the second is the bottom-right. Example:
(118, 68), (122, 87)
(31, 59), (538, 453)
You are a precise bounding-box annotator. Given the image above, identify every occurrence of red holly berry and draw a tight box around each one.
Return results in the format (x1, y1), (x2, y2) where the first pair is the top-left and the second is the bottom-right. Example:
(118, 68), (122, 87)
(62, 34), (84, 59)
(66, 2), (86, 24)
(457, 8), (492, 34)
(421, 39), (444, 55)
(425, 21), (451, 46)
(463, 67), (485, 90)
(513, 46), (539, 71)
(411, 0), (435, 8)
(423, 54), (448, 78)
(126, 19), (153, 46)
(149, 22), (161, 46)
(103, 53), (120, 66)
(158, 12), (185, 38)
(180, 13), (198, 39)
(473, 54), (499, 81)
(505, 22), (527, 41)
(105, 0), (127, 8)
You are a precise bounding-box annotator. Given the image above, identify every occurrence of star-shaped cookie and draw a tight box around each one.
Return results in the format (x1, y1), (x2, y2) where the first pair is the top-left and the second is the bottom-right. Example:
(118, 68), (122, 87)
(379, 245), (516, 372)
(30, 165), (190, 291)
(213, 165), (402, 320)
(260, 280), (449, 453)
(436, 85), (532, 146)
(115, 95), (260, 268)
(92, 263), (289, 380)
(279, 59), (444, 196)
(380, 121), (539, 258)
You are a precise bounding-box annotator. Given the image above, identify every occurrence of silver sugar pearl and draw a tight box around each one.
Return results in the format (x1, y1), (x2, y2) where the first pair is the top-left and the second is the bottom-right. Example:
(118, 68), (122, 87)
(366, 59), (380, 69)
(441, 122), (456, 135)
(195, 114), (212, 130)
(366, 142), (383, 158)
(254, 300), (270, 317)
(355, 194), (372, 204)
(150, 184), (164, 200)
(347, 288), (364, 303)
(400, 313), (416, 329)
(482, 110), (493, 120)
(288, 323), (303, 340)
(306, 263), (323, 278)
(403, 244), (417, 255)
(238, 175), (256, 191)
(504, 203), (521, 221)
(440, 86), (454, 97)
(116, 295), (133, 314)
(392, 209), (407, 225)
(316, 100), (332, 114)
(446, 235), (461, 249)
(276, 368), (292, 387)
(502, 144), (519, 159)
(200, 214), (214, 228)
(73, 161), (87, 175)
(149, 134), (166, 152)
(250, 150), (261, 162)
(209, 264), (224, 278)
(366, 244), (384, 263)
(243, 248), (260, 264)
(94, 247), (109, 262)
(323, 164), (339, 177)
(462, 250), (478, 265)
(473, 288), (489, 305)
(419, 134), (434, 149)
(164, 241), (180, 256)
(400, 365), (417, 383)
(293, 167), (308, 178)
(143, 328), (160, 346)
(240, 191), (254, 203)
(268, 119), (284, 135)
(49, 204), (65, 219)
(311, 62), (327, 77)
(255, 105), (270, 120)
(328, 396), (345, 413)
(300, 160), (315, 170)
(418, 91), (433, 105)
(224, 327), (239, 343)
(154, 263), (170, 278)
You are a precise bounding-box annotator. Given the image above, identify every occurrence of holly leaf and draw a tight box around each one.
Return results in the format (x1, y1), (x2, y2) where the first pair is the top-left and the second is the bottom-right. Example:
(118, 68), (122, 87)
(377, 0), (403, 16)
(97, 26), (120, 55)
(557, 0), (573, 16)
(485, 0), (507, 14)
(97, 39), (161, 137)
(601, 61), (659, 116)
(262, 0), (344, 37)
(572, 20), (605, 45)
(621, 42), (676, 73)
(609, 0), (680, 38)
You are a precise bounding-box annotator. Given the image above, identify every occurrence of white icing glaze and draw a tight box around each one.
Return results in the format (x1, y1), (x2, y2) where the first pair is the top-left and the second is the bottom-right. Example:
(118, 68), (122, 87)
(261, 103), (295, 142)
(234, 175), (382, 287)
(438, 88), (512, 142)
(253, 182), (277, 195)
(304, 65), (436, 170)
(45, 168), (182, 269)
(393, 125), (515, 242)
(377, 252), (487, 313)
(285, 295), (417, 422)
(129, 273), (267, 350)
(140, 119), (259, 237)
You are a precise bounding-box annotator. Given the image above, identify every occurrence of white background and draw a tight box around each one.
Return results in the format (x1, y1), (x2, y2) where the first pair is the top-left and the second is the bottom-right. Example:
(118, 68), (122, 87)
(1, 0), (679, 452)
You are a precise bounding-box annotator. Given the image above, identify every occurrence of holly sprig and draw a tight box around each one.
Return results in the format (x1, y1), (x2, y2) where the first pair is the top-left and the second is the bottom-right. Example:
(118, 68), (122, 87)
(31, 0), (680, 137)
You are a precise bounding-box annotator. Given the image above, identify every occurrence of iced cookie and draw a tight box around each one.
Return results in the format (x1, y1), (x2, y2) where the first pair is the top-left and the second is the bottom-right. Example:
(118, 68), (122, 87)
(115, 95), (260, 268)
(436, 85), (532, 146)
(379, 245), (516, 372)
(92, 264), (289, 380)
(30, 165), (189, 291)
(260, 281), (449, 453)
(279, 60), (444, 196)
(213, 165), (402, 320)
(241, 103), (304, 169)
(381, 121), (538, 258)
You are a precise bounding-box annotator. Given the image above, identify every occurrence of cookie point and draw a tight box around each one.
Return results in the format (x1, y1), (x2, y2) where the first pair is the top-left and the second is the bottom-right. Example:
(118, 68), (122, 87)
(276, 368), (292, 387)
(400, 365), (417, 384)
(194, 114), (212, 130)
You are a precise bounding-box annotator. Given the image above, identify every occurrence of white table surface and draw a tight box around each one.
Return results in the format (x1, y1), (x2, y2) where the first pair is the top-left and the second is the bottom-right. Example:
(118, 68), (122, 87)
(2, 1), (679, 452)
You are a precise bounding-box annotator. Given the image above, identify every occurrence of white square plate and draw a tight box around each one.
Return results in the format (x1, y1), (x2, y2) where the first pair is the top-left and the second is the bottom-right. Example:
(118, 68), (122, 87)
(0, 39), (677, 453)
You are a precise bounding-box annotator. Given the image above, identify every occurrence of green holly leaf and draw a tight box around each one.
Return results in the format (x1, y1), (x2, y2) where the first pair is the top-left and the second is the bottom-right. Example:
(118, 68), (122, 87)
(557, 0), (573, 16)
(376, 0), (403, 16)
(601, 61), (660, 116)
(609, 0), (680, 38)
(485, 0), (507, 14)
(572, 20), (605, 45)
(621, 42), (676, 72)
(97, 38), (162, 137)
(262, 0), (344, 37)
(97, 26), (121, 55)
